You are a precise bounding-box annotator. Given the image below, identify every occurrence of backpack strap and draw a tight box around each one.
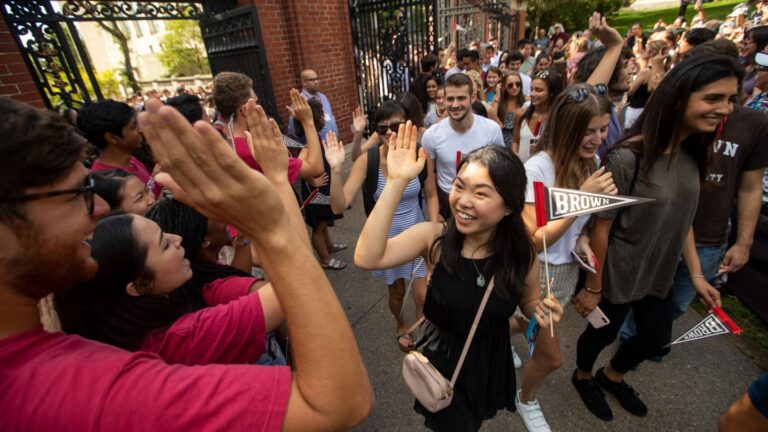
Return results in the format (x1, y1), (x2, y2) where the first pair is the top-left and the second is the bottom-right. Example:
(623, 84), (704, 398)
(363, 145), (380, 215)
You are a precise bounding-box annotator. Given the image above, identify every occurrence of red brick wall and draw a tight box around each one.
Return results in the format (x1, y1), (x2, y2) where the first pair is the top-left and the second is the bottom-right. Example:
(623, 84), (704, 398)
(0, 17), (45, 108)
(240, 0), (357, 142)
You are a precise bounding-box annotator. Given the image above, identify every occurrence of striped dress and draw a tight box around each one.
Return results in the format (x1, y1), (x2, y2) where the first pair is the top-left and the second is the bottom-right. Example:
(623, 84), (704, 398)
(371, 170), (427, 285)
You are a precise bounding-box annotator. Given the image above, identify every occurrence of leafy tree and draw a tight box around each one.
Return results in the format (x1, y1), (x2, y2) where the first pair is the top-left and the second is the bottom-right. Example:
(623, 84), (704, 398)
(527, 0), (624, 33)
(158, 21), (211, 77)
(95, 20), (142, 93)
(96, 69), (123, 100)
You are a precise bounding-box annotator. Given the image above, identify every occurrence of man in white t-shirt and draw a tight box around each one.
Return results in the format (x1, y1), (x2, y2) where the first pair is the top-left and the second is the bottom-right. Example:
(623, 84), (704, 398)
(422, 73), (504, 219)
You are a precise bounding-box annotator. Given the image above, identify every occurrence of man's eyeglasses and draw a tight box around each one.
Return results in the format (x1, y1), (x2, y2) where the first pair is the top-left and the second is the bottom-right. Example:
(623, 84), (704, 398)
(376, 122), (404, 136)
(566, 84), (609, 102)
(0, 174), (96, 214)
(506, 81), (522, 89)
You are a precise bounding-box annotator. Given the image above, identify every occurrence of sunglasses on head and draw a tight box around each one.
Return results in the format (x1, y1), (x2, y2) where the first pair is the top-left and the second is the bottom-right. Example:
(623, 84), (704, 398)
(0, 174), (96, 214)
(566, 84), (609, 102)
(376, 122), (404, 136)
(534, 69), (550, 79)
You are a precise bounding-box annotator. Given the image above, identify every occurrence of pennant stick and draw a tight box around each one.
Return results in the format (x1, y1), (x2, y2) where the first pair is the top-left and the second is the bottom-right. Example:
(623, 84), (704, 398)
(300, 188), (319, 210)
(532, 181), (554, 337)
(542, 229), (553, 337)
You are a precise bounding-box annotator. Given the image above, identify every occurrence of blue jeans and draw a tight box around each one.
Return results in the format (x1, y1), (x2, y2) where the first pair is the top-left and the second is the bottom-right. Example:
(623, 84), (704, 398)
(620, 244), (726, 341)
(255, 332), (287, 365)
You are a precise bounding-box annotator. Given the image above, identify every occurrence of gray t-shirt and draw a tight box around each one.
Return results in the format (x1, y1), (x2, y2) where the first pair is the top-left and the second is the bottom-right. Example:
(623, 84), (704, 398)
(599, 147), (700, 304)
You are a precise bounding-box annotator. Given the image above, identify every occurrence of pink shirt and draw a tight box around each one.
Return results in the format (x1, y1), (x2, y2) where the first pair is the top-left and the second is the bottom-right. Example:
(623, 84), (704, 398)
(140, 290), (266, 365)
(91, 156), (162, 198)
(233, 137), (303, 184)
(0, 328), (291, 431)
(204, 275), (257, 306)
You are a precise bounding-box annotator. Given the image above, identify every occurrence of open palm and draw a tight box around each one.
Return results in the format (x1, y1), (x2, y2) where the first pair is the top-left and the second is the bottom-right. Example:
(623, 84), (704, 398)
(386, 121), (425, 181)
(324, 131), (345, 170)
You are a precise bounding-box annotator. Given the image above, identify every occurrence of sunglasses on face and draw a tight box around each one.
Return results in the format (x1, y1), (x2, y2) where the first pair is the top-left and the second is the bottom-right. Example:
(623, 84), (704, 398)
(0, 174), (96, 214)
(376, 122), (404, 135)
(506, 81), (522, 89)
(566, 84), (609, 102)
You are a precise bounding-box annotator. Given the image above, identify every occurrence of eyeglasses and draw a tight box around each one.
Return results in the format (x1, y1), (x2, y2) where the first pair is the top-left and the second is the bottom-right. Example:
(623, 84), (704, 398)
(566, 84), (609, 102)
(376, 122), (404, 136)
(506, 81), (522, 89)
(0, 174), (96, 214)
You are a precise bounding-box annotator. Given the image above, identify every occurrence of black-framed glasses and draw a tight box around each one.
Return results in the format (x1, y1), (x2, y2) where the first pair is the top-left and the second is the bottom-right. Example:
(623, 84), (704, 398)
(566, 84), (609, 102)
(506, 81), (522, 89)
(0, 174), (96, 214)
(376, 121), (404, 136)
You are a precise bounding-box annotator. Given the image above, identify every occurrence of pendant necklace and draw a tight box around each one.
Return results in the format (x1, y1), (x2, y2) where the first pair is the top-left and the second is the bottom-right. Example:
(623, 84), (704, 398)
(470, 256), (487, 287)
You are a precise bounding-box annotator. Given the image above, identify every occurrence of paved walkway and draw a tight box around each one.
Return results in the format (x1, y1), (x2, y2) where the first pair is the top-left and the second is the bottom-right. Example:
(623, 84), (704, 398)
(318, 150), (762, 431)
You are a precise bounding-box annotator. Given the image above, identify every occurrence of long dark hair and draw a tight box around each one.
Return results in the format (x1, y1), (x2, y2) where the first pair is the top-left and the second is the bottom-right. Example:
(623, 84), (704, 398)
(498, 71), (526, 121)
(54, 214), (194, 351)
(91, 169), (133, 214)
(415, 74), (439, 114)
(145, 197), (249, 308)
(520, 68), (564, 124)
(622, 54), (744, 180)
(429, 146), (534, 302)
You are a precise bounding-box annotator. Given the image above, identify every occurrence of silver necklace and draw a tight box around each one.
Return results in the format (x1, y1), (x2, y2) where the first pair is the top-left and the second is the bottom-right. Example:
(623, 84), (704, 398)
(470, 256), (486, 287)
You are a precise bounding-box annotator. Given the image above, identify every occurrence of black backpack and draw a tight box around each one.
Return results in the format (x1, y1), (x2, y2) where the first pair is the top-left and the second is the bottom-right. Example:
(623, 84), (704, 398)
(362, 144), (428, 216)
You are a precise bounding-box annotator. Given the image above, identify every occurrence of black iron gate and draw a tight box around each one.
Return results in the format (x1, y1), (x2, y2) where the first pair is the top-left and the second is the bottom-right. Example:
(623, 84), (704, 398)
(199, 5), (279, 123)
(1, 0), (277, 119)
(349, 0), (437, 121)
(436, 0), (519, 51)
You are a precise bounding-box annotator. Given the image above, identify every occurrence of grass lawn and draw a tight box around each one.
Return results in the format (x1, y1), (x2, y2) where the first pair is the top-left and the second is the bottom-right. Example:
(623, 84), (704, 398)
(609, 0), (745, 36)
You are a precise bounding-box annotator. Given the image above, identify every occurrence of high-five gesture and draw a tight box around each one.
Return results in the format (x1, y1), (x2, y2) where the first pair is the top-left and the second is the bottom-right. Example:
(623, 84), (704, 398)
(324, 131), (346, 171)
(287, 88), (312, 125)
(386, 121), (426, 182)
(244, 98), (289, 182)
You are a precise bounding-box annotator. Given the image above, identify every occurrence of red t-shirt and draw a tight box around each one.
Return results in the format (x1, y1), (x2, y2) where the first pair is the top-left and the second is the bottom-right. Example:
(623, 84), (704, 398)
(91, 156), (163, 198)
(233, 137), (303, 184)
(203, 275), (257, 306)
(0, 328), (291, 431)
(140, 290), (266, 365)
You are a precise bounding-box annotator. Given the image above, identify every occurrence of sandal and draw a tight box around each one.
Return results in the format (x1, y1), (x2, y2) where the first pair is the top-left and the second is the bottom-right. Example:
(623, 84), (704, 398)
(321, 258), (347, 270)
(329, 243), (348, 253)
(397, 332), (415, 353)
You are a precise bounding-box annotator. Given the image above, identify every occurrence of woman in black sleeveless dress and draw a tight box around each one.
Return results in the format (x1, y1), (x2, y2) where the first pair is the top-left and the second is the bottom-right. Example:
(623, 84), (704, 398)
(349, 121), (563, 431)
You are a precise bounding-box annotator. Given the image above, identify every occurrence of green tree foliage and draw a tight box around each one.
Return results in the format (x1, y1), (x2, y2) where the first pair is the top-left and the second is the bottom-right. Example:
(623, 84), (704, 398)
(527, 0), (624, 33)
(96, 69), (123, 100)
(158, 21), (211, 77)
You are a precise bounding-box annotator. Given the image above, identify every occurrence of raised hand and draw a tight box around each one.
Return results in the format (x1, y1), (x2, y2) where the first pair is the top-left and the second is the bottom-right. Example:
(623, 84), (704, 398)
(245, 98), (289, 182)
(323, 131), (345, 171)
(589, 12), (622, 49)
(350, 107), (367, 135)
(138, 98), (287, 240)
(386, 121), (426, 182)
(287, 88), (313, 125)
(580, 167), (617, 195)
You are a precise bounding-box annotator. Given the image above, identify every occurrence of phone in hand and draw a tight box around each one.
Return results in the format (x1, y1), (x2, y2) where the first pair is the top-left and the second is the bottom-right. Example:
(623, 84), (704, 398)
(587, 306), (610, 329)
(571, 250), (597, 274)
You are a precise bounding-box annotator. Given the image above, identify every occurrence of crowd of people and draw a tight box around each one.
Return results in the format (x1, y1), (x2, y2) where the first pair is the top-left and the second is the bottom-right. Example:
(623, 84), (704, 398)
(1, 4), (768, 432)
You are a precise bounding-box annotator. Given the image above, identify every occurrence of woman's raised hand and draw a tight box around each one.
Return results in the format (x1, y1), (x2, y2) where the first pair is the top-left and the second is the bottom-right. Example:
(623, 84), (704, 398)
(138, 98), (287, 240)
(386, 121), (426, 182)
(245, 98), (289, 182)
(588, 12), (622, 49)
(580, 167), (618, 195)
(287, 88), (313, 125)
(324, 130), (345, 171)
(350, 107), (367, 135)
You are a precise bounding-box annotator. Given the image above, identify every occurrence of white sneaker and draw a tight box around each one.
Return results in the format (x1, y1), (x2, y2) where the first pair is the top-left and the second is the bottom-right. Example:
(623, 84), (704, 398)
(511, 345), (522, 369)
(515, 389), (551, 432)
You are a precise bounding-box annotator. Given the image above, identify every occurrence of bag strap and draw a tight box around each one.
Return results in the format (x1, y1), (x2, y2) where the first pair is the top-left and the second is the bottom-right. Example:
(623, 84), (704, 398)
(364, 145), (379, 204)
(449, 277), (495, 388)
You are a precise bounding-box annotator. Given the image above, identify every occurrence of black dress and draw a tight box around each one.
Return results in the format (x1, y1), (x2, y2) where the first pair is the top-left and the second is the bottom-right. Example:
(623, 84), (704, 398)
(413, 256), (518, 431)
(300, 134), (342, 228)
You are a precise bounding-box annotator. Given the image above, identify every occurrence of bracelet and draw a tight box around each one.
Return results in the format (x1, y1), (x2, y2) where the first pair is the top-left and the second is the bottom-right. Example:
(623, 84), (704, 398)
(689, 274), (706, 279)
(585, 286), (602, 294)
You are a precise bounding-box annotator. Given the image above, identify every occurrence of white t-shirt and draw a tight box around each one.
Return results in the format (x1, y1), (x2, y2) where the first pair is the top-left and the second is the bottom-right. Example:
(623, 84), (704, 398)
(524, 151), (590, 265)
(422, 114), (505, 192)
(519, 73), (532, 97)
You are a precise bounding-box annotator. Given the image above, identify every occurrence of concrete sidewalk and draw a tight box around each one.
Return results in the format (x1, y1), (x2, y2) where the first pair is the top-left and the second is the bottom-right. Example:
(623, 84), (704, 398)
(319, 173), (762, 431)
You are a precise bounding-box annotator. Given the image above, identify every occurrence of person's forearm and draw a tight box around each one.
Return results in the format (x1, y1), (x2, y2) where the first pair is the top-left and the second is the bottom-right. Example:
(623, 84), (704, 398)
(586, 44), (622, 86)
(300, 120), (323, 177)
(351, 131), (365, 161)
(735, 170), (764, 248)
(329, 166), (347, 214)
(532, 217), (578, 253)
(682, 227), (704, 276)
(585, 218), (611, 290)
(271, 176), (310, 247)
(355, 178), (408, 268)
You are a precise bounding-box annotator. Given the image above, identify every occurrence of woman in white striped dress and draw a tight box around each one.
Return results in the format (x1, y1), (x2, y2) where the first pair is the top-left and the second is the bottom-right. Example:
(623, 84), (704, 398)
(325, 101), (437, 352)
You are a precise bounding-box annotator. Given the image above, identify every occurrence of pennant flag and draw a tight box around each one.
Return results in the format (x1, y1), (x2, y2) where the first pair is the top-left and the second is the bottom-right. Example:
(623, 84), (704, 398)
(306, 191), (331, 206)
(670, 314), (730, 345)
(456, 23), (467, 33)
(542, 186), (653, 221)
(533, 181), (547, 227)
(282, 134), (304, 149)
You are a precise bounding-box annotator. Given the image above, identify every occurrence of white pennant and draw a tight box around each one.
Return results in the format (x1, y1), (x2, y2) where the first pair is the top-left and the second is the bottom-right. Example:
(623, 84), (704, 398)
(545, 187), (653, 221)
(282, 134), (305, 149)
(670, 314), (730, 346)
(308, 192), (331, 206)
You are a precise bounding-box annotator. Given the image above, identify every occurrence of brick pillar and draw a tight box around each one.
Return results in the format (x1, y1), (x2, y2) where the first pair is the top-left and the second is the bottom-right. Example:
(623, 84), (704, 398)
(0, 17), (45, 108)
(238, 0), (357, 142)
